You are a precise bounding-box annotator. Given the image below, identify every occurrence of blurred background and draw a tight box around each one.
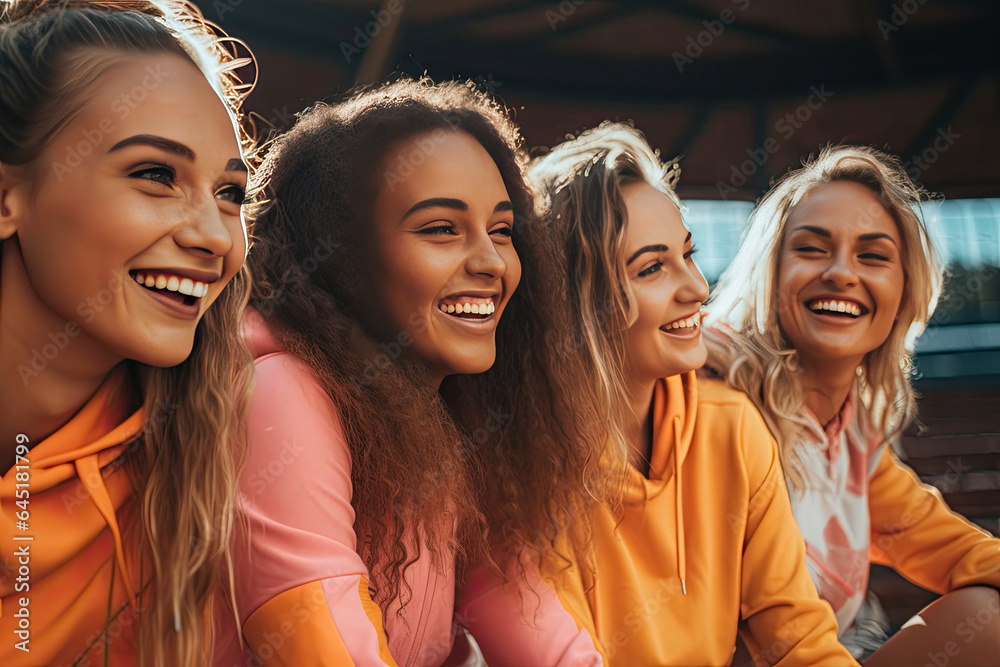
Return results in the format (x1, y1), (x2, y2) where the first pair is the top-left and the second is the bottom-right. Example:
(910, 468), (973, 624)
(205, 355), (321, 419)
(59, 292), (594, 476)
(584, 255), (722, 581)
(216, 0), (999, 620)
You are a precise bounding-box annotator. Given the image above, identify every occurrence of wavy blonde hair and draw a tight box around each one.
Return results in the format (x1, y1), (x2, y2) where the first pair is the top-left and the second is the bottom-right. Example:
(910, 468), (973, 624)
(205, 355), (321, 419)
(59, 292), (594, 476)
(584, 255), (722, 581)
(452, 123), (687, 565)
(704, 145), (945, 489)
(0, 1), (256, 664)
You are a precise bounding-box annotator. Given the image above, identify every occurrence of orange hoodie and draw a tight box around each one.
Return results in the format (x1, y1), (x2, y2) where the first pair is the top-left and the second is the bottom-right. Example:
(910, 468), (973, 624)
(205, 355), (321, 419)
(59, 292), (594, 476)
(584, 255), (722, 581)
(1, 365), (145, 666)
(459, 373), (858, 666)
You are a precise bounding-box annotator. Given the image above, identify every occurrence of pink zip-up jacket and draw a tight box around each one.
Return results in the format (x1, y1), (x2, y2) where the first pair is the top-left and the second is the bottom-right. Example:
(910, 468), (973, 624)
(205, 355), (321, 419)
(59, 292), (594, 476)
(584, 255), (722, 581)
(213, 309), (457, 666)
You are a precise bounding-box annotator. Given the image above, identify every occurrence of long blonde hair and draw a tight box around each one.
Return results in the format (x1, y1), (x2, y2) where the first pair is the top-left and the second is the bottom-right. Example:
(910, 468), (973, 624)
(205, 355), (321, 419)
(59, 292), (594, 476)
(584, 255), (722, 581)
(451, 121), (688, 561)
(705, 145), (945, 488)
(0, 2), (256, 664)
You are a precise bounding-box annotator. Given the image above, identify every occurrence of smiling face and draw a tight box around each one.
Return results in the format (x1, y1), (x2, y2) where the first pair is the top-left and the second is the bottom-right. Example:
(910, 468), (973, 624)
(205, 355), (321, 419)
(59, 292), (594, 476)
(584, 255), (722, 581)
(621, 180), (709, 385)
(0, 52), (247, 369)
(776, 180), (905, 370)
(358, 130), (521, 385)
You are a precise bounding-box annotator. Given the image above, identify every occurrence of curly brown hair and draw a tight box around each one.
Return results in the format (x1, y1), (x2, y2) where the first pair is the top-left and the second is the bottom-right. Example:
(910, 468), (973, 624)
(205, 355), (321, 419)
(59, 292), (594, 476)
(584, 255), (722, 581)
(245, 76), (542, 614)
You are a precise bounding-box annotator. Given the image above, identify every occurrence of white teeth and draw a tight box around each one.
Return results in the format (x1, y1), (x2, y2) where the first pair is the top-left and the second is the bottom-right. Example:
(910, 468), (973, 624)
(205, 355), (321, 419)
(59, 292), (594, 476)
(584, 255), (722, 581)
(809, 300), (862, 316)
(133, 272), (210, 298)
(439, 298), (496, 317)
(664, 315), (700, 330)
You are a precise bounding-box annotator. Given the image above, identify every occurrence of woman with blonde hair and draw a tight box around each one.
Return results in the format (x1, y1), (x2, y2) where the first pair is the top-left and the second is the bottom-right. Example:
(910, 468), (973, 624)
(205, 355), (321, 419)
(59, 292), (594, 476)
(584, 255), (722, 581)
(0, 1), (255, 665)
(456, 122), (857, 666)
(706, 145), (1000, 664)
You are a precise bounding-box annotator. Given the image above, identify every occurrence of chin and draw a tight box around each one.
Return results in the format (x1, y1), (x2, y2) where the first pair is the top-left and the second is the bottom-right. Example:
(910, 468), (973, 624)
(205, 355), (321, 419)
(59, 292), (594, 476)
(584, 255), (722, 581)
(448, 352), (497, 377)
(128, 342), (197, 369)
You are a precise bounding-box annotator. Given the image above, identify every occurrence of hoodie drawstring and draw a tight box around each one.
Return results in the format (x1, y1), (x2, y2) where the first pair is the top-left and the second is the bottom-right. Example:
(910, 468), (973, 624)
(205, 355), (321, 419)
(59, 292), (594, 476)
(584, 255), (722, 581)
(673, 415), (687, 595)
(75, 454), (138, 608)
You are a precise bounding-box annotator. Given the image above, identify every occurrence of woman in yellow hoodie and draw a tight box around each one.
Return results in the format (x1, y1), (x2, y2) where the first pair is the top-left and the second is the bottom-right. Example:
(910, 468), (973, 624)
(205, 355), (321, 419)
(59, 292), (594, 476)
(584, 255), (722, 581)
(0, 1), (255, 665)
(705, 145), (1000, 664)
(456, 122), (856, 665)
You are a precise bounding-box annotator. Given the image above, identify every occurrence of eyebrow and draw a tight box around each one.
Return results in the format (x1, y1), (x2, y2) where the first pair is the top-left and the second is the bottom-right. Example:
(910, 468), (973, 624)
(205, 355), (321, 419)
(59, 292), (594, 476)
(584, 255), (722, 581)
(625, 232), (691, 266)
(108, 134), (195, 162)
(402, 197), (512, 219)
(791, 225), (898, 246)
(858, 232), (898, 246)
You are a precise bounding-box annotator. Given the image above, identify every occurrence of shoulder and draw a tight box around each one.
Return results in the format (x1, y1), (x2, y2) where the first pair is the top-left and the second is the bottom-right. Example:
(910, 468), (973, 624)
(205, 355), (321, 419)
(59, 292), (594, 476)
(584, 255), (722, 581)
(696, 376), (767, 431)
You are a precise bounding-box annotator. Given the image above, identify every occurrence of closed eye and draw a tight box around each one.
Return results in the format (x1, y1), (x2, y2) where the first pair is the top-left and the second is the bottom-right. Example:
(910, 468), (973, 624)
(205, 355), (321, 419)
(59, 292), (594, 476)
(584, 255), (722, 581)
(794, 245), (824, 253)
(684, 245), (699, 260)
(859, 252), (890, 261)
(130, 164), (175, 187)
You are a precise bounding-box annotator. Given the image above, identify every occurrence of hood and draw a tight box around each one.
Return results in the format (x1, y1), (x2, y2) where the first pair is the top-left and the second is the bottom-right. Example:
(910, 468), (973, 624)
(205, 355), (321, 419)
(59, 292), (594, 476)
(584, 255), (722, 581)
(624, 370), (699, 596)
(1, 364), (145, 606)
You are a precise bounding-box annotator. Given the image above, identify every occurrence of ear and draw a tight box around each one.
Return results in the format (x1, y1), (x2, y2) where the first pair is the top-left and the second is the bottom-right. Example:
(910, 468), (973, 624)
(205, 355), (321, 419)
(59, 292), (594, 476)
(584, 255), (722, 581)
(0, 161), (27, 240)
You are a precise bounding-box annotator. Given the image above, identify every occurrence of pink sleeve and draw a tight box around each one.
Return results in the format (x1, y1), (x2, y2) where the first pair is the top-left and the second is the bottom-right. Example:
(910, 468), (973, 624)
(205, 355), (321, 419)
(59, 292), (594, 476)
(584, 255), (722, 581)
(231, 352), (396, 666)
(457, 558), (602, 667)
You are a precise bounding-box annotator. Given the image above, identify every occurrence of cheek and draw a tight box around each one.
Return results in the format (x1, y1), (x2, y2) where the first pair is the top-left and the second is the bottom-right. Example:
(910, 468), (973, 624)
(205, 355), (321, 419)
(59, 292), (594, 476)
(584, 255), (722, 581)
(501, 246), (522, 296)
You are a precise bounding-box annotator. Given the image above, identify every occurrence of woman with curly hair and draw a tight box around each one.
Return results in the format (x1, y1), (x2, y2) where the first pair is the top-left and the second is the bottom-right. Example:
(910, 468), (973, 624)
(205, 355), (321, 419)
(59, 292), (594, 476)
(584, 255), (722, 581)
(705, 145), (1000, 664)
(214, 78), (535, 666)
(0, 1), (256, 665)
(456, 123), (856, 666)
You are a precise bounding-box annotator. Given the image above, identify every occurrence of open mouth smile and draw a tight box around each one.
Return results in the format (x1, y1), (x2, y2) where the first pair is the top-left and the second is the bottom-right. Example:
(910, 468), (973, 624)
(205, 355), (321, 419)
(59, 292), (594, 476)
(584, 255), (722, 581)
(806, 298), (868, 319)
(437, 294), (498, 320)
(660, 312), (701, 338)
(129, 270), (214, 309)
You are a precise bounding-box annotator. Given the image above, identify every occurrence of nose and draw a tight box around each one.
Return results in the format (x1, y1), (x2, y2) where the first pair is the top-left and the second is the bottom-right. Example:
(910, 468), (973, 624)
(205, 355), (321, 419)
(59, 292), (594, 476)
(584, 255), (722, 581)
(172, 195), (238, 259)
(677, 262), (710, 306)
(465, 229), (508, 279)
(821, 249), (859, 289)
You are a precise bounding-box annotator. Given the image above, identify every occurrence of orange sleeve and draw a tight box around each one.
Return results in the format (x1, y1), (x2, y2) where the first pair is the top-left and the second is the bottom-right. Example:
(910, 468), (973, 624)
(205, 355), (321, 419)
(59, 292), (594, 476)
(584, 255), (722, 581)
(737, 401), (860, 666)
(868, 447), (1000, 593)
(242, 578), (397, 667)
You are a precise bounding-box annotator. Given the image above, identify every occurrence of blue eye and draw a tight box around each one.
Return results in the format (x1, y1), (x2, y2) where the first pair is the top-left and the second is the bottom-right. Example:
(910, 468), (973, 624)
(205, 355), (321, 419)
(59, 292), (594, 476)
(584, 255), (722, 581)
(637, 262), (663, 278)
(131, 165), (175, 187)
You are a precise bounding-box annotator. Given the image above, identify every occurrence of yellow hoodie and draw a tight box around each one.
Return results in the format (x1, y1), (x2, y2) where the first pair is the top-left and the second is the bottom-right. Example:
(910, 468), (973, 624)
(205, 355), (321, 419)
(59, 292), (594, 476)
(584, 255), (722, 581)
(459, 373), (857, 666)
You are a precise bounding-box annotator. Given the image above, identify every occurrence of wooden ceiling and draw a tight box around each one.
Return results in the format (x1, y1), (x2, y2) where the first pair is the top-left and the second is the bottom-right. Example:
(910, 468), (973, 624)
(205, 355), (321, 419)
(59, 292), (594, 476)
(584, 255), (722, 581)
(216, 0), (1000, 200)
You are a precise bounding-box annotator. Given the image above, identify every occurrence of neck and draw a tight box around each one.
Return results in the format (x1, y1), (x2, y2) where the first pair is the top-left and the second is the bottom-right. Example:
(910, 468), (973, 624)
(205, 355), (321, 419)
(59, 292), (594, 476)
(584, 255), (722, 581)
(1, 242), (122, 465)
(797, 353), (860, 426)
(622, 375), (656, 472)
